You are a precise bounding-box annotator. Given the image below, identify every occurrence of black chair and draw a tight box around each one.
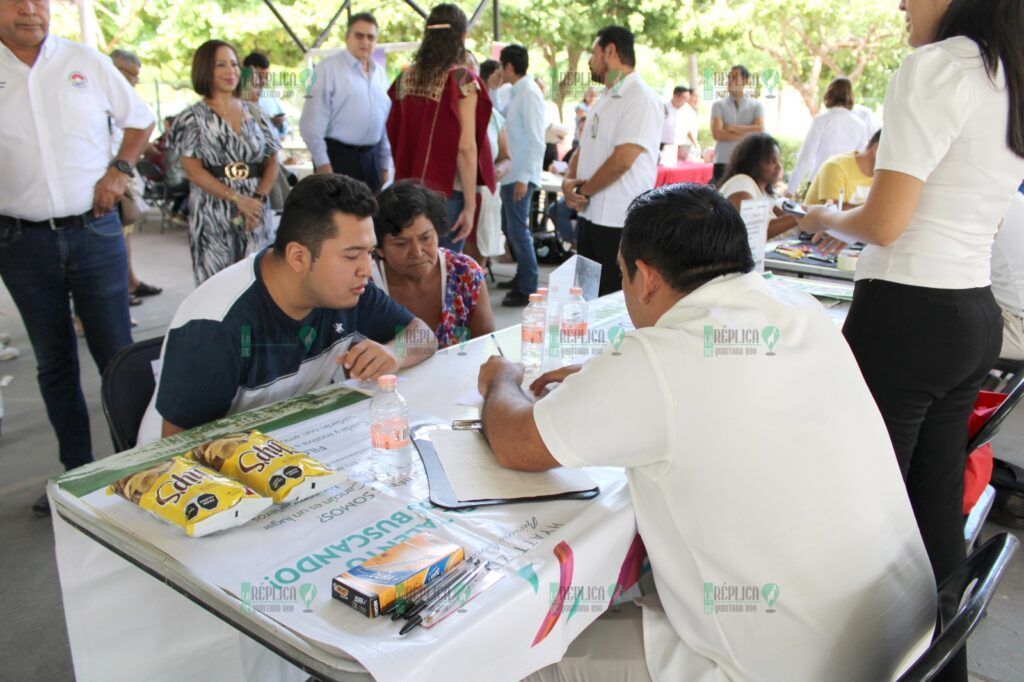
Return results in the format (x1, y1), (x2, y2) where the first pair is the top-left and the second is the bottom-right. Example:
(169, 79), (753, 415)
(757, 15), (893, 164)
(897, 532), (1019, 682)
(101, 336), (164, 452)
(984, 357), (1024, 392)
(967, 372), (1024, 454)
(963, 374), (1024, 548)
(137, 159), (189, 233)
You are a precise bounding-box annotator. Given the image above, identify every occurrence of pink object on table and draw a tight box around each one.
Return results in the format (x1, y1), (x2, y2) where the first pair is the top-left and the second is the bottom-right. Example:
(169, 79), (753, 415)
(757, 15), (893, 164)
(655, 161), (714, 187)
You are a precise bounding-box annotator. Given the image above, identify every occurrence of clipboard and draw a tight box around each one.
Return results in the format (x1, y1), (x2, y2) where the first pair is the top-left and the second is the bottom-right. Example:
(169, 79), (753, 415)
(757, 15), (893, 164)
(412, 424), (600, 510)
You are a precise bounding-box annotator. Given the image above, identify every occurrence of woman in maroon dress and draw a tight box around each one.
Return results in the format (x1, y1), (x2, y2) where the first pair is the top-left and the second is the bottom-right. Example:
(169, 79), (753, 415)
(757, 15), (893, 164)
(386, 3), (496, 252)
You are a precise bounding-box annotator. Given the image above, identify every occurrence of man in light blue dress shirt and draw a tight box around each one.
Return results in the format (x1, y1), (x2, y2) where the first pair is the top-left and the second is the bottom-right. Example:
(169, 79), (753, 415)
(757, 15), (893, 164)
(299, 12), (391, 192)
(498, 44), (546, 307)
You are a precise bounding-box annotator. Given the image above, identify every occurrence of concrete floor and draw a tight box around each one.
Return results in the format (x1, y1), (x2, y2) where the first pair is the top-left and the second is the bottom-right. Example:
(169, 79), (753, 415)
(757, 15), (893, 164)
(0, 219), (1021, 681)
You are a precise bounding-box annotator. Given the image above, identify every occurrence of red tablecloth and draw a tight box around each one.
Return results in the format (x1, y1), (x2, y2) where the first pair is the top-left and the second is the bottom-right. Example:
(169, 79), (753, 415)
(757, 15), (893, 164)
(655, 161), (714, 187)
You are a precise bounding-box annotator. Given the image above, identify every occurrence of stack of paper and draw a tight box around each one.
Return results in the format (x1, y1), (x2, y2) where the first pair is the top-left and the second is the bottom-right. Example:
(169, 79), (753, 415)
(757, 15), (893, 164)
(430, 430), (597, 503)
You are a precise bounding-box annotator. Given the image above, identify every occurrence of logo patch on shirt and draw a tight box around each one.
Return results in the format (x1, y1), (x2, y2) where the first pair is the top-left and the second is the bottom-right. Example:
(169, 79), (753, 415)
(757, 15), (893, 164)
(68, 71), (88, 89)
(333, 322), (344, 335)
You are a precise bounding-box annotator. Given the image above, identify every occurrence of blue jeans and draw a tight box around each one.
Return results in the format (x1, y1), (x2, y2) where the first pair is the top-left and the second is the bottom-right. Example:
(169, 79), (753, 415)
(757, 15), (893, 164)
(546, 197), (577, 243)
(501, 182), (538, 295)
(440, 190), (465, 252)
(0, 211), (133, 468)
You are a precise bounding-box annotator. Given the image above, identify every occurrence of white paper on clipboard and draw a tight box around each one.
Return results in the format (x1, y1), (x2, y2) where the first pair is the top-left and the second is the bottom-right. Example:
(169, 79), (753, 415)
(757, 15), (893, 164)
(739, 198), (773, 273)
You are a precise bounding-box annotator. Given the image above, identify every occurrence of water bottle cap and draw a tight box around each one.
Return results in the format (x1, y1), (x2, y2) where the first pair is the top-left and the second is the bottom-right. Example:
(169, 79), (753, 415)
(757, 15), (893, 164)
(570, 287), (583, 296)
(377, 374), (398, 389)
(528, 293), (543, 303)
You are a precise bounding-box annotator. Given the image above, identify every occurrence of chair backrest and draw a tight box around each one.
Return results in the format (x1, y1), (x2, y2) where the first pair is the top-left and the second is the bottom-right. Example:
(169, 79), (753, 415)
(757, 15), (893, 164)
(101, 336), (164, 452)
(967, 374), (1024, 453)
(136, 158), (166, 183)
(896, 532), (1019, 682)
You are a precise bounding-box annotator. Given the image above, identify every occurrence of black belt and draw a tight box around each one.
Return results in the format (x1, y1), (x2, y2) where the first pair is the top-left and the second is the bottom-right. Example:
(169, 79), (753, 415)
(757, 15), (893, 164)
(0, 210), (101, 230)
(325, 138), (374, 154)
(204, 162), (264, 180)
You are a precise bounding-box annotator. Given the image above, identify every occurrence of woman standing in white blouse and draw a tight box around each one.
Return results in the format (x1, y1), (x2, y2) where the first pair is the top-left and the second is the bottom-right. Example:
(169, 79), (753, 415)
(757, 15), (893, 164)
(800, 2), (1024, 671)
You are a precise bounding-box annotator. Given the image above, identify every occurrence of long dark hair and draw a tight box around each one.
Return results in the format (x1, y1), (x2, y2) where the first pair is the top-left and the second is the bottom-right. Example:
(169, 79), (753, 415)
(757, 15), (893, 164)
(409, 4), (468, 87)
(935, 0), (1024, 157)
(723, 133), (781, 196)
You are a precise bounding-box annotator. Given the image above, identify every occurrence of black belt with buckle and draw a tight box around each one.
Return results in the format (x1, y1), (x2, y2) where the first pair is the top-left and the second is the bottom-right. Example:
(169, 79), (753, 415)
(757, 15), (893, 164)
(204, 161), (264, 181)
(0, 210), (99, 230)
(325, 138), (374, 154)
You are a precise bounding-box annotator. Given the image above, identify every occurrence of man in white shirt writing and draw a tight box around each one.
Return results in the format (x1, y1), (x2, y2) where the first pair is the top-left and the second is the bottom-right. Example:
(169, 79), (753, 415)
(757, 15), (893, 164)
(0, 0), (154, 515)
(480, 184), (936, 681)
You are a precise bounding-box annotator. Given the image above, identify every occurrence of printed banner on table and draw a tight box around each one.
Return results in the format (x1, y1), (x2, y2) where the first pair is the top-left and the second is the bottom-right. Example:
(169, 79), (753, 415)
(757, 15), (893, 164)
(58, 386), (639, 682)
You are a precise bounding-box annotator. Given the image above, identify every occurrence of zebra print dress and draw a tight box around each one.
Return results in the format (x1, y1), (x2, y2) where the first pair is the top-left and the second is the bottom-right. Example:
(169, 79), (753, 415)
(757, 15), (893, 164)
(171, 101), (280, 284)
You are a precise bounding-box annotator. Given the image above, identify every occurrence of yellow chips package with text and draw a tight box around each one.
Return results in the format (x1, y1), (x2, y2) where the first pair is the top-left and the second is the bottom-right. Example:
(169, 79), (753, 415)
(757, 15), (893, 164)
(188, 431), (345, 504)
(108, 456), (272, 537)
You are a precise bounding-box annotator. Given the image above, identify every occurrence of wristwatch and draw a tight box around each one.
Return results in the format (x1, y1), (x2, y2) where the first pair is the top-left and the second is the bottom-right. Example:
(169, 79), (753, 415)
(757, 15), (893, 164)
(109, 159), (134, 176)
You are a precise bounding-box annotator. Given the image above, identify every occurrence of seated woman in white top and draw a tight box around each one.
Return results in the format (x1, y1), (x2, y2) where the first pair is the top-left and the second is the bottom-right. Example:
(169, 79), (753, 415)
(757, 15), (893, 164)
(372, 181), (495, 349)
(786, 77), (870, 196)
(718, 133), (799, 238)
(800, 3), (1024, 677)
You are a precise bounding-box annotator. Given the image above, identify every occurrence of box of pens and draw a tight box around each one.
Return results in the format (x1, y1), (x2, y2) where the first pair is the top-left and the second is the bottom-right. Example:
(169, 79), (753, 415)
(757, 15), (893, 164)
(331, 532), (465, 618)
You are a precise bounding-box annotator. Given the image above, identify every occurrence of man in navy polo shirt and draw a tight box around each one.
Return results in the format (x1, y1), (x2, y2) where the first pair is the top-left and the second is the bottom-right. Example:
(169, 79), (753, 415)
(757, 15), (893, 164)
(138, 174), (436, 443)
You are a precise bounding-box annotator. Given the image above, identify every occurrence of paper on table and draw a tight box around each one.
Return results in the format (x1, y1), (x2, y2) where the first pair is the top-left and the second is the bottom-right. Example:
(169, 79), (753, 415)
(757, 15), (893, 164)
(739, 198), (772, 273)
(430, 429), (597, 502)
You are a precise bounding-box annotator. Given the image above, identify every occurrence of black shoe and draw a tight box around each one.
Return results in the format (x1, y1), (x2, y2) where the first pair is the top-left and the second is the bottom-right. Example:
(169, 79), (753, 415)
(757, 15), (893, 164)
(32, 494), (50, 517)
(497, 277), (520, 290)
(501, 290), (531, 307)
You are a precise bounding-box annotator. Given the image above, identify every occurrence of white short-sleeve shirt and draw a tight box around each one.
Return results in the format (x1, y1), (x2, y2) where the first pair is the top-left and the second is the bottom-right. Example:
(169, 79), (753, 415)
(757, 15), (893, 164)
(576, 72), (662, 228)
(534, 273), (935, 681)
(716, 173), (765, 202)
(860, 36), (1024, 288)
(0, 34), (154, 221)
(992, 190), (1024, 315)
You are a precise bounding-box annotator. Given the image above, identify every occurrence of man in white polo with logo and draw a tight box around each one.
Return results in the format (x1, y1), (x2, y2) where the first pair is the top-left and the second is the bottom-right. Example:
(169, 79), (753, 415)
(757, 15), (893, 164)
(0, 0), (154, 515)
(479, 185), (936, 681)
(562, 25), (662, 296)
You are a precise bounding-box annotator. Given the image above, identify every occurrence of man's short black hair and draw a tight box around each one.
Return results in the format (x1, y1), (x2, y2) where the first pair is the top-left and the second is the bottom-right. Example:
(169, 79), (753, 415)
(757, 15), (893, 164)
(596, 25), (636, 68)
(730, 65), (751, 81)
(499, 44), (529, 76)
(273, 175), (377, 260)
(480, 59), (500, 82)
(374, 180), (450, 246)
(868, 129), (882, 148)
(672, 85), (689, 97)
(348, 12), (378, 30)
(242, 52), (270, 69)
(621, 184), (754, 293)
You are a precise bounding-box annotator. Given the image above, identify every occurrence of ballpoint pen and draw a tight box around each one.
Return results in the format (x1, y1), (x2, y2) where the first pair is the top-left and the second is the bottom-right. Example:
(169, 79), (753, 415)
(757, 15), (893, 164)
(489, 333), (505, 357)
(400, 562), (491, 635)
(391, 558), (479, 620)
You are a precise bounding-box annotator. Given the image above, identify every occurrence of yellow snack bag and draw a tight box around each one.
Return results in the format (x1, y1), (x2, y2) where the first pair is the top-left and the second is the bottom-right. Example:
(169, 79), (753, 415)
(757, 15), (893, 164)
(188, 431), (346, 504)
(109, 456), (272, 537)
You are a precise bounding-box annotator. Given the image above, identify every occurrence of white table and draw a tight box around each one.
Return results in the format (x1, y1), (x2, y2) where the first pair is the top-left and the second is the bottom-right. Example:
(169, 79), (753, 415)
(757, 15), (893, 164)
(50, 296), (641, 682)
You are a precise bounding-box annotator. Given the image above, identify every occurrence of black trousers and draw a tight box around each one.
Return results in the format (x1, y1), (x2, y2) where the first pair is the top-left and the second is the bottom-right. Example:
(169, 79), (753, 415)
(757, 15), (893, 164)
(843, 280), (1001, 682)
(325, 138), (382, 193)
(576, 218), (622, 296)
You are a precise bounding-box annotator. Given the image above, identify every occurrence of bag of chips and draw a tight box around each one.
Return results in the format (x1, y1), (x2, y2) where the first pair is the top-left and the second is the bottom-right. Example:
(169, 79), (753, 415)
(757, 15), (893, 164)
(188, 431), (346, 504)
(109, 456), (272, 537)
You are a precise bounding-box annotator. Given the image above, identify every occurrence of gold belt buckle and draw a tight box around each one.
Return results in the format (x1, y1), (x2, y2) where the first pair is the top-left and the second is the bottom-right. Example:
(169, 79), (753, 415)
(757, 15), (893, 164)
(225, 162), (249, 180)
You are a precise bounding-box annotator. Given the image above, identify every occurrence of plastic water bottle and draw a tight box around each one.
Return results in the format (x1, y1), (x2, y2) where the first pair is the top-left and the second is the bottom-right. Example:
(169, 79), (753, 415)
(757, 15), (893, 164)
(521, 293), (546, 372)
(370, 375), (412, 485)
(560, 287), (589, 362)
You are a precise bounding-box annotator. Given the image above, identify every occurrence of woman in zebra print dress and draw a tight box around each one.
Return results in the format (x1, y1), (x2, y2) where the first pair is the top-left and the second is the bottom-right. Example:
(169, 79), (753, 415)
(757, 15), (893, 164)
(172, 40), (279, 284)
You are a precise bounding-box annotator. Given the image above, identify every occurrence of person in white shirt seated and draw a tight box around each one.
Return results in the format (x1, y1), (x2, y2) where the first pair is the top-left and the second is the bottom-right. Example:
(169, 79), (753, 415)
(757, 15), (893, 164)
(786, 78), (870, 197)
(480, 183), (935, 682)
(718, 133), (799, 238)
(992, 187), (1024, 361)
